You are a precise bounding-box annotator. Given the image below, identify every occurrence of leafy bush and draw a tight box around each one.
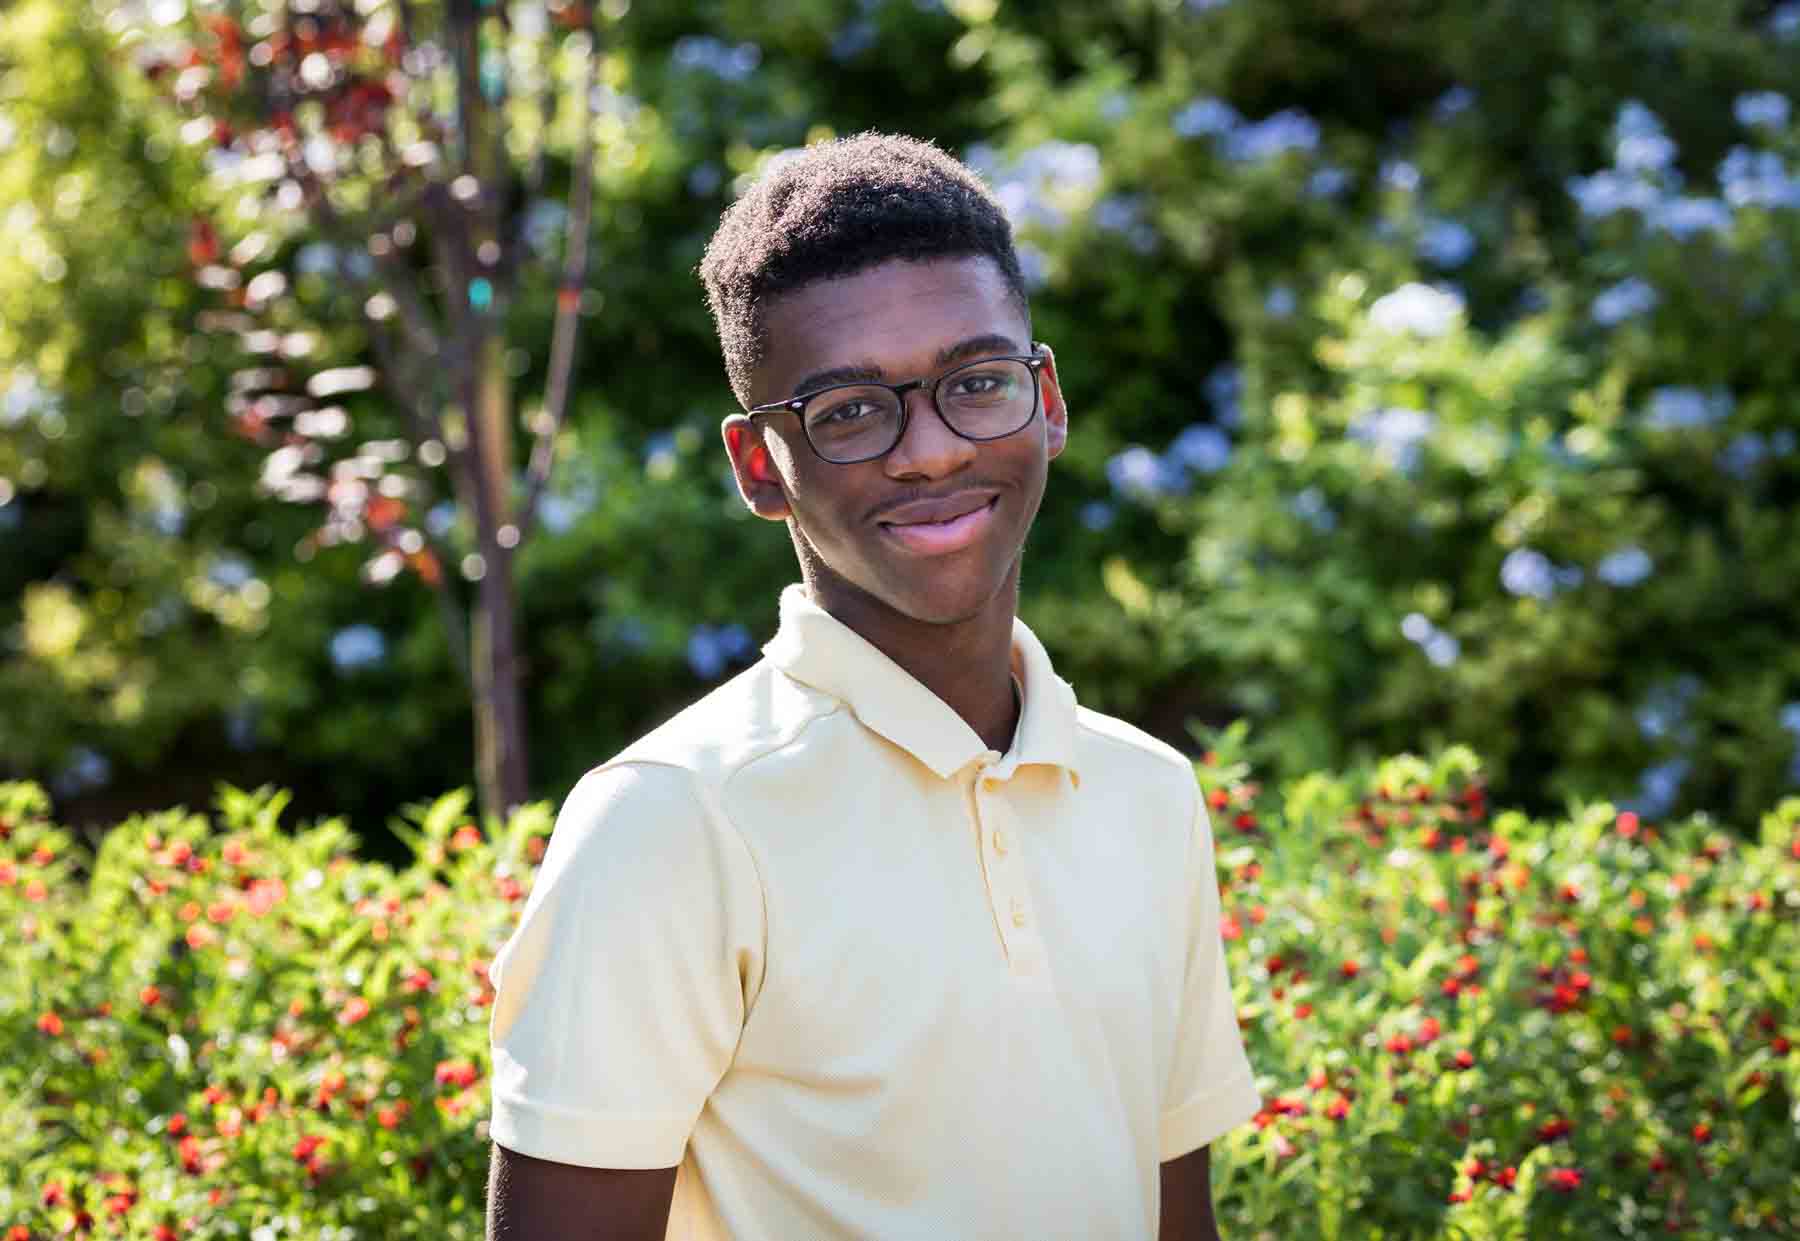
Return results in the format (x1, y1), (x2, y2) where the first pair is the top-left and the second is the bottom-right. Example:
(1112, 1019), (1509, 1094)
(4, 735), (1795, 1238)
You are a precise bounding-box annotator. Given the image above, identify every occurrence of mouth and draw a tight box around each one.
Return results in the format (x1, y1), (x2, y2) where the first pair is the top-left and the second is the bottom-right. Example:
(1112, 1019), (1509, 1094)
(877, 495), (1000, 555)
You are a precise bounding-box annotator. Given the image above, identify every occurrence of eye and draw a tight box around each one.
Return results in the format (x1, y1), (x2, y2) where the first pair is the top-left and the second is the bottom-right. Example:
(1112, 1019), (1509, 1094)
(810, 397), (882, 426)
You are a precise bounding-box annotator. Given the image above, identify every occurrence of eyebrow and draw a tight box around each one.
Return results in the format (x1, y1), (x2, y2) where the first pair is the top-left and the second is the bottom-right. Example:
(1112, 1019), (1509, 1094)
(787, 333), (1026, 400)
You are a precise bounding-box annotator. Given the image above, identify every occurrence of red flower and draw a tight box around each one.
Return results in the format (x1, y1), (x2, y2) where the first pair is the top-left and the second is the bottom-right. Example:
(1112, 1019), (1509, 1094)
(401, 966), (435, 993)
(42, 1182), (67, 1207)
(1324, 1094), (1350, 1120)
(1339, 960), (1361, 980)
(1416, 1016), (1441, 1044)
(434, 1059), (480, 1090)
(1546, 1167), (1583, 1193)
(450, 824), (483, 852)
(1537, 1116), (1572, 1142)
(1219, 914), (1242, 941)
(1385, 1033), (1414, 1056)
(1453, 1049), (1475, 1070)
(1615, 811), (1640, 838)
(1494, 1165), (1518, 1190)
(140, 985), (163, 1007)
(166, 1113), (187, 1136)
(36, 1012), (63, 1037)
(178, 1134), (203, 1174)
(338, 996), (372, 1025)
(293, 1134), (326, 1163)
(376, 1105), (403, 1129)
(0, 860), (15, 886)
(1691, 1121), (1712, 1144)
(1207, 787), (1229, 811)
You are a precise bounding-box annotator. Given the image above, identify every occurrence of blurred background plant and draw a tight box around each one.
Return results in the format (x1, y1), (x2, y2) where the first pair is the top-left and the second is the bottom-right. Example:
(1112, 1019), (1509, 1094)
(3, 0), (1799, 852)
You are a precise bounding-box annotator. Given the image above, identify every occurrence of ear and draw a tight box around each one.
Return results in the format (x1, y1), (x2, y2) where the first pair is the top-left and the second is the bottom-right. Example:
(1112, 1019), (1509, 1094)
(722, 415), (791, 521)
(1036, 342), (1069, 460)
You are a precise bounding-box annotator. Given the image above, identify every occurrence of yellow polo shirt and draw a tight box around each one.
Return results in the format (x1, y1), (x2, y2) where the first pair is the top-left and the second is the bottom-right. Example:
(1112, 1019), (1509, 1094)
(488, 585), (1260, 1239)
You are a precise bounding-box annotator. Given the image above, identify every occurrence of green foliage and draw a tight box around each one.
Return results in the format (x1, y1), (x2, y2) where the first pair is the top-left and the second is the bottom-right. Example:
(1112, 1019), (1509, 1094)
(4, 737), (1796, 1236)
(3, 0), (1799, 832)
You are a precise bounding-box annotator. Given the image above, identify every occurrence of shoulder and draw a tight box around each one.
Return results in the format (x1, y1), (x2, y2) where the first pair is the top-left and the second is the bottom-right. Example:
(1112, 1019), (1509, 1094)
(1073, 705), (1199, 798)
(595, 657), (841, 791)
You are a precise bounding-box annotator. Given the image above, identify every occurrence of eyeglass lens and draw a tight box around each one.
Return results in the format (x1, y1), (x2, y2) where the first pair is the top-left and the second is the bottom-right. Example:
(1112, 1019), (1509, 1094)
(801, 358), (1037, 462)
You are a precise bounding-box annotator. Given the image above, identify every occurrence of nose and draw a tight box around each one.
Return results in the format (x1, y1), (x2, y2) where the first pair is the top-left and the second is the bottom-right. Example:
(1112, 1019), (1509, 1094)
(884, 387), (976, 480)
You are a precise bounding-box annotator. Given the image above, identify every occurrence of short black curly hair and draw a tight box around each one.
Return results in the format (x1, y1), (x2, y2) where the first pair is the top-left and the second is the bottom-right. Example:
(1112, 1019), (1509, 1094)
(698, 131), (1030, 407)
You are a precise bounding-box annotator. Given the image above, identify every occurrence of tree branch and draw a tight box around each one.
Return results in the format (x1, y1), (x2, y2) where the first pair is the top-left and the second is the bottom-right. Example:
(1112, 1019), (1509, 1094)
(517, 11), (599, 540)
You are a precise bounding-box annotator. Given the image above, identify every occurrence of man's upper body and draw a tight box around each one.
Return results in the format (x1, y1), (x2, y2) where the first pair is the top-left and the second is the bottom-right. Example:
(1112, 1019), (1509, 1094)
(486, 133), (1260, 1239)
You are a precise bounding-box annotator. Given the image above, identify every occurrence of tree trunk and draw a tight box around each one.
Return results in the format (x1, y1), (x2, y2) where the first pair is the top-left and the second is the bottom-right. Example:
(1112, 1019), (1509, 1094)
(468, 332), (530, 819)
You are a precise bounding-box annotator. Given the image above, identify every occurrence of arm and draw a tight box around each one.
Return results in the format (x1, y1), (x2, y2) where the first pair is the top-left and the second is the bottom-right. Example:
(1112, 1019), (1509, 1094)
(486, 1144), (676, 1241)
(1158, 1145), (1219, 1241)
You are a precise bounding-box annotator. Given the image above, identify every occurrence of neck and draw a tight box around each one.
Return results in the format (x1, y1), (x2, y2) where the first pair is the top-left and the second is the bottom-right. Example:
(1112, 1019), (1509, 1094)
(803, 566), (1023, 756)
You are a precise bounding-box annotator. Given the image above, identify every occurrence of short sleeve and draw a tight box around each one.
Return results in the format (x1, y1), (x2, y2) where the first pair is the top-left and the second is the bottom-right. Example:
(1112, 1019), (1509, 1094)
(487, 762), (765, 1169)
(1158, 787), (1261, 1161)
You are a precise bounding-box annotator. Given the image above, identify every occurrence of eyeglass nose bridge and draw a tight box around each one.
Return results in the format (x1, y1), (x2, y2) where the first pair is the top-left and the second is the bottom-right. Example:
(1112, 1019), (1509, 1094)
(886, 376), (967, 452)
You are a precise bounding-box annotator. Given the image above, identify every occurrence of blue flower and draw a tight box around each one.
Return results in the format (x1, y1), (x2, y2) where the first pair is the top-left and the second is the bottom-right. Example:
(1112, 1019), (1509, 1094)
(1349, 406), (1435, 474)
(1380, 160), (1420, 193)
(1417, 218), (1475, 268)
(1106, 445), (1183, 499)
(1775, 2), (1800, 36)
(1590, 277), (1659, 326)
(1780, 702), (1800, 735)
(671, 36), (761, 81)
(52, 747), (113, 798)
(1399, 612), (1460, 665)
(1636, 676), (1700, 741)
(1717, 432), (1767, 478)
(686, 623), (754, 680)
(1173, 97), (1241, 139)
(1264, 284), (1297, 317)
(830, 19), (877, 61)
(1185, 0), (1230, 10)
(1624, 757), (1690, 819)
(1079, 501), (1116, 532)
(1168, 424), (1233, 474)
(1567, 170), (1660, 218)
(329, 624), (387, 672)
(1649, 196), (1733, 239)
(1734, 91), (1791, 130)
(1224, 109), (1320, 162)
(1499, 548), (1556, 599)
(1433, 86), (1476, 120)
(1307, 165), (1353, 199)
(1718, 146), (1800, 209)
(207, 555), (254, 589)
(1289, 487), (1336, 532)
(1015, 242), (1050, 291)
(1596, 546), (1653, 587)
(1205, 364), (1243, 426)
(1644, 386), (1732, 430)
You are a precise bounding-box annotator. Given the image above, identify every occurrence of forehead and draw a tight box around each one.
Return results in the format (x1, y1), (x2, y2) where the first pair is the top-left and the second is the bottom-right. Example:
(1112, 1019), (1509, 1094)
(751, 256), (1028, 401)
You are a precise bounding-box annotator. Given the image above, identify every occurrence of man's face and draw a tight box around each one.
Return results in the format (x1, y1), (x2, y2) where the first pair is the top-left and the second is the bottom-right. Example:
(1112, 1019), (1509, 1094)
(723, 255), (1067, 627)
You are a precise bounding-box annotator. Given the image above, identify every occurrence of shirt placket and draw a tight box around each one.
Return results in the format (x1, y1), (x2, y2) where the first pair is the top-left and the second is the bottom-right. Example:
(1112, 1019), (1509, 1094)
(970, 751), (1050, 980)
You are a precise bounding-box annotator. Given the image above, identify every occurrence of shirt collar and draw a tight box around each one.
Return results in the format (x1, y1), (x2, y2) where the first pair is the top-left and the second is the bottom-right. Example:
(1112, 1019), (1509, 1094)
(762, 583), (1080, 783)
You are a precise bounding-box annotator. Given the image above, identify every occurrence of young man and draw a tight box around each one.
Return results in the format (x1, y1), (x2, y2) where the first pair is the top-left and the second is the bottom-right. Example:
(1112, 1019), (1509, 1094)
(485, 133), (1260, 1240)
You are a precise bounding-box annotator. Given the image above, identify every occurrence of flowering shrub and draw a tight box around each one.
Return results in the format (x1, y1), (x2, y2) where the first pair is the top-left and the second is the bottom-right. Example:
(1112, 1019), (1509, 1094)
(4, 730), (1796, 1238)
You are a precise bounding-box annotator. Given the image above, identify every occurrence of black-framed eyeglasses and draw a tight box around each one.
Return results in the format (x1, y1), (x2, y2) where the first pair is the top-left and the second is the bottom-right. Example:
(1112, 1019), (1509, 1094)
(745, 345), (1048, 464)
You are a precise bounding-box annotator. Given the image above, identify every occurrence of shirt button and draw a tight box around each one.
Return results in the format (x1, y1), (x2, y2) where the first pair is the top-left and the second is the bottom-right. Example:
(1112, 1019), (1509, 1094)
(991, 830), (1009, 856)
(1010, 898), (1027, 928)
(982, 777), (1000, 792)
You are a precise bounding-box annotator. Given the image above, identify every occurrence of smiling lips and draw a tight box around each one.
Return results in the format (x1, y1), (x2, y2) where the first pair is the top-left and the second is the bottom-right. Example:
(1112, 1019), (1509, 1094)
(877, 491), (1000, 554)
